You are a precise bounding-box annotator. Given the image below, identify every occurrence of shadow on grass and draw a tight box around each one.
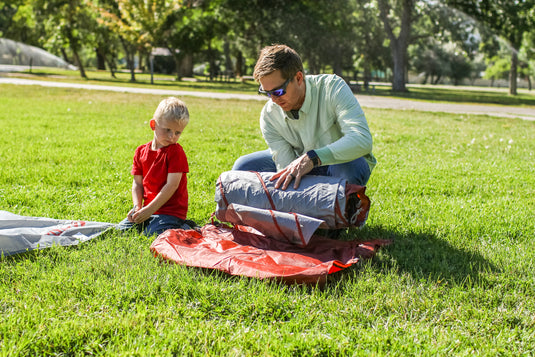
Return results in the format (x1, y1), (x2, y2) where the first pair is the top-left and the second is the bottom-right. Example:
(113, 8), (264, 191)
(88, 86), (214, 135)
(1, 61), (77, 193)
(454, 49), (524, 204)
(335, 225), (499, 288)
(147, 223), (498, 291)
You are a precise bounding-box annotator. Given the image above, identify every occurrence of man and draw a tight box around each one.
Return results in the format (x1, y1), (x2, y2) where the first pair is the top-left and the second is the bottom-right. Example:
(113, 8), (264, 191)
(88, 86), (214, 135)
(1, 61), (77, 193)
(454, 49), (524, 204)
(232, 44), (376, 190)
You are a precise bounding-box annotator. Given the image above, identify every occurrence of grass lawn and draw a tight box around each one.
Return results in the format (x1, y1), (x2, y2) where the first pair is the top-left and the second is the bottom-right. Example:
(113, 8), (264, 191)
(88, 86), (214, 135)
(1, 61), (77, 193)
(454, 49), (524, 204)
(0, 82), (534, 355)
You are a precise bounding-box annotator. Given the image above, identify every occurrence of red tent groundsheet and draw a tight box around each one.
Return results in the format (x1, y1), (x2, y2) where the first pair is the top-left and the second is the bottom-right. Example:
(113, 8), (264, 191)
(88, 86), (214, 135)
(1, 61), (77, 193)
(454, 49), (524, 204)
(150, 223), (390, 285)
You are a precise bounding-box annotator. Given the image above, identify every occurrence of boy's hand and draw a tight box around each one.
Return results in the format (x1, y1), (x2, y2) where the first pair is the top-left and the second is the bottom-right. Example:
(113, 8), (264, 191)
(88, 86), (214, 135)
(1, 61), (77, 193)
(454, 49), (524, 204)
(127, 205), (138, 222)
(132, 207), (152, 224)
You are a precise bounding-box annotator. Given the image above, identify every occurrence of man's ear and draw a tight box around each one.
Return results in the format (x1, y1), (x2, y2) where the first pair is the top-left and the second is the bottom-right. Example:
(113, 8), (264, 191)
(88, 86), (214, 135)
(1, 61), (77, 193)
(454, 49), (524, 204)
(150, 119), (156, 130)
(295, 71), (304, 85)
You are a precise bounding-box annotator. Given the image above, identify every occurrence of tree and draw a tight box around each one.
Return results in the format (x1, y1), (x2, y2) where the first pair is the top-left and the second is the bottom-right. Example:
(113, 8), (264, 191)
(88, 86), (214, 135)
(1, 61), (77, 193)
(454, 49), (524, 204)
(0, 0), (42, 46)
(288, 0), (356, 76)
(31, 0), (95, 78)
(350, 0), (390, 90)
(32, 0), (97, 78)
(377, 0), (416, 92)
(93, 18), (120, 77)
(96, 0), (184, 81)
(519, 30), (535, 90)
(220, 0), (298, 64)
(448, 50), (472, 85)
(445, 0), (535, 95)
(96, 4), (139, 81)
(484, 55), (510, 87)
(219, 0), (359, 78)
(411, 43), (449, 84)
(160, 0), (228, 80)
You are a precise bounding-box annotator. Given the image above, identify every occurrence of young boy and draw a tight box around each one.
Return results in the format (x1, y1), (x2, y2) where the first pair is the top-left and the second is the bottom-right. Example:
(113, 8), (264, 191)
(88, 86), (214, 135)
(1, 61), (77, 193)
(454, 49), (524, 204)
(118, 97), (193, 236)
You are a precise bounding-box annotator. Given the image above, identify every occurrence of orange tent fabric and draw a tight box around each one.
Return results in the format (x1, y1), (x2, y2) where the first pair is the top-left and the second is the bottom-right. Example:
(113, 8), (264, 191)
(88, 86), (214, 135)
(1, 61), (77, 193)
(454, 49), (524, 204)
(150, 223), (390, 285)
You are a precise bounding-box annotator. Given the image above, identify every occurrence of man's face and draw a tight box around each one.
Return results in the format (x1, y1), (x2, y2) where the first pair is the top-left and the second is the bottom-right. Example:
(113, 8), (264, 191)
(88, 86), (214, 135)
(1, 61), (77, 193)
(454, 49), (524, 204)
(259, 70), (304, 112)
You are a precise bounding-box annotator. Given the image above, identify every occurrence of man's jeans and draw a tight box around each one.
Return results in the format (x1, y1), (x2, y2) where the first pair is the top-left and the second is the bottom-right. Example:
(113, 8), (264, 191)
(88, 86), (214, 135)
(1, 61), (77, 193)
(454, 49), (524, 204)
(232, 149), (371, 186)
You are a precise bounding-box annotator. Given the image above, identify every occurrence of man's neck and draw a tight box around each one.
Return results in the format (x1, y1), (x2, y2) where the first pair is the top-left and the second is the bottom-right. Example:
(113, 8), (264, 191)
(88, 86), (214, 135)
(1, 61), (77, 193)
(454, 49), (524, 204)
(292, 81), (306, 111)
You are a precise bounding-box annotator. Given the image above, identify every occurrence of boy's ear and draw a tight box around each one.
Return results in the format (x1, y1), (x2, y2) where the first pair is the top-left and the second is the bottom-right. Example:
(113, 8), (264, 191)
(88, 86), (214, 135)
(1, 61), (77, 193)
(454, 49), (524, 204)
(149, 119), (156, 130)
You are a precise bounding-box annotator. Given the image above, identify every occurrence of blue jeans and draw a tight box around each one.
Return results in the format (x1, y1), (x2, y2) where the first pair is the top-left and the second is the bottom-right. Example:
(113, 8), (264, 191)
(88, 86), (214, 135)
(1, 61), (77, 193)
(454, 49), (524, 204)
(118, 214), (192, 237)
(232, 149), (371, 186)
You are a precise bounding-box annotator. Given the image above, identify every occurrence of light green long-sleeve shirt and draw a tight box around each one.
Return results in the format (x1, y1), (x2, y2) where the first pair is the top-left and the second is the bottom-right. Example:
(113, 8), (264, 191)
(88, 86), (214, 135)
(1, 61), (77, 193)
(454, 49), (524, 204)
(260, 74), (377, 172)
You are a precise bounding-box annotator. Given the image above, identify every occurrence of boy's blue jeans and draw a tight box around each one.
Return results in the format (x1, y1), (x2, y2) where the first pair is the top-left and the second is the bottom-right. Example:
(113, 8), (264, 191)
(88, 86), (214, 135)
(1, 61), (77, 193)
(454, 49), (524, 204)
(232, 149), (371, 186)
(118, 214), (192, 237)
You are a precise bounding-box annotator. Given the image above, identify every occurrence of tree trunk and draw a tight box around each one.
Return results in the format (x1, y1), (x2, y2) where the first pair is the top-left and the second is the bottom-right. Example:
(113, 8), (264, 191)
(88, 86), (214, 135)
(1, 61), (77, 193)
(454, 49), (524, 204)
(235, 51), (244, 78)
(223, 39), (233, 77)
(138, 51), (145, 72)
(96, 48), (106, 70)
(509, 51), (518, 95)
(129, 57), (136, 82)
(332, 47), (343, 77)
(72, 50), (87, 79)
(390, 41), (407, 91)
(60, 48), (71, 64)
(105, 57), (116, 78)
(378, 0), (413, 92)
(174, 55), (182, 81)
(363, 66), (371, 91)
(120, 38), (136, 82)
(66, 30), (86, 78)
(181, 53), (194, 77)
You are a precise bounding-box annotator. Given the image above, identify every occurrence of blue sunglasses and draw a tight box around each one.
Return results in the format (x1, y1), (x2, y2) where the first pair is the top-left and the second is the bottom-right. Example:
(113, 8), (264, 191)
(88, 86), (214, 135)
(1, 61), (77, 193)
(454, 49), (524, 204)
(258, 78), (291, 97)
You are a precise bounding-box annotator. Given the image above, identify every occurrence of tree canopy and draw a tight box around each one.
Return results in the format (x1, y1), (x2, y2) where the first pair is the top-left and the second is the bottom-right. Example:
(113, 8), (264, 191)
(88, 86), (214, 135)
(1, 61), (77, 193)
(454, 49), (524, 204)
(1, 0), (534, 94)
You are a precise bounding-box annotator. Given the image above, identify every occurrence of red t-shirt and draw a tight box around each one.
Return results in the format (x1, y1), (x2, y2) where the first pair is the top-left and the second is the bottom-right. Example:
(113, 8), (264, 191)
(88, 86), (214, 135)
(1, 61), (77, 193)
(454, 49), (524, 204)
(132, 142), (189, 219)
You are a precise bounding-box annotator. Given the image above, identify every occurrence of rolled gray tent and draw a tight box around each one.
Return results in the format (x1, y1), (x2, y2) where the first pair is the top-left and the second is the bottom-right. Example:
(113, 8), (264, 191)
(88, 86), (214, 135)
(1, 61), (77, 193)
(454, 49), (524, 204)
(215, 171), (370, 246)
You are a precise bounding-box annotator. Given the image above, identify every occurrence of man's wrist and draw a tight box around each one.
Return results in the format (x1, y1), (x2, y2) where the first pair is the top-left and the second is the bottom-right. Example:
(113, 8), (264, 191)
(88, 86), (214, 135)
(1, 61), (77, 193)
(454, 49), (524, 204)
(306, 150), (321, 167)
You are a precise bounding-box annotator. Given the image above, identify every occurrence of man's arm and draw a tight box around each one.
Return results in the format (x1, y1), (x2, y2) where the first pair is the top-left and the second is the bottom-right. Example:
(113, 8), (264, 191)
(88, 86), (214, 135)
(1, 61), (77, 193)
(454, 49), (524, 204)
(315, 78), (372, 165)
(272, 76), (372, 190)
(132, 172), (182, 224)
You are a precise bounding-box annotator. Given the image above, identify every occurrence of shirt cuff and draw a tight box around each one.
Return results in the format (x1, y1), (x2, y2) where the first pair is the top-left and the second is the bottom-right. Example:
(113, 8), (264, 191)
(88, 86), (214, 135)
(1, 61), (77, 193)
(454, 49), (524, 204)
(315, 147), (335, 166)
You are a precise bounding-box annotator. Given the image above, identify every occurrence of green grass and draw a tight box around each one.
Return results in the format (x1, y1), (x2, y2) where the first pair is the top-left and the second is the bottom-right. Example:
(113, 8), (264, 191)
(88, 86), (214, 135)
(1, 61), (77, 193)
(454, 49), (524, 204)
(1, 83), (534, 355)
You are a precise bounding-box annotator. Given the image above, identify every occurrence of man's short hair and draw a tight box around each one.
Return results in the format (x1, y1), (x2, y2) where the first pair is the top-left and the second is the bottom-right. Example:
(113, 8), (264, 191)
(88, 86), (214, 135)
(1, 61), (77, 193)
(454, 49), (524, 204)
(154, 97), (189, 125)
(253, 44), (304, 81)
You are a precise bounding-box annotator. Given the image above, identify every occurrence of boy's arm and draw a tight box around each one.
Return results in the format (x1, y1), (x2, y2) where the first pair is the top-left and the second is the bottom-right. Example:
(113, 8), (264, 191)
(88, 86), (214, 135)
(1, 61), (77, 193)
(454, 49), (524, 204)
(128, 175), (144, 222)
(132, 172), (182, 224)
(132, 175), (144, 208)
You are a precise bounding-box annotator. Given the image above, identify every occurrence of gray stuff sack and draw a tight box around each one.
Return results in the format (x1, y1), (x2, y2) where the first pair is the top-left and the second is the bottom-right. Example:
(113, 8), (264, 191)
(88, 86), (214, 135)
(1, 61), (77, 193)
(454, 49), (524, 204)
(214, 171), (370, 246)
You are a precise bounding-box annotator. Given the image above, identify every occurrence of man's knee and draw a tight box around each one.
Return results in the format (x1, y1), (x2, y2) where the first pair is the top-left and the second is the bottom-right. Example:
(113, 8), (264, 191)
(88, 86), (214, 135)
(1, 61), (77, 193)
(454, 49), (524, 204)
(232, 154), (253, 170)
(231, 150), (276, 172)
(327, 157), (371, 186)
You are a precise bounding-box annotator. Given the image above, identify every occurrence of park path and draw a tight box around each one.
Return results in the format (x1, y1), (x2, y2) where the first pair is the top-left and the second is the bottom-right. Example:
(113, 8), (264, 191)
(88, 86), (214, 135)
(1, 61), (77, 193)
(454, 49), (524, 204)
(1, 77), (534, 121)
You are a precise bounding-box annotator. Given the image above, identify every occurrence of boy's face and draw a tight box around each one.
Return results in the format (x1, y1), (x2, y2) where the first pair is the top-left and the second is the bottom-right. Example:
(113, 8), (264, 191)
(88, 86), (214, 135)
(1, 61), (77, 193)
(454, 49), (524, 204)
(151, 118), (186, 149)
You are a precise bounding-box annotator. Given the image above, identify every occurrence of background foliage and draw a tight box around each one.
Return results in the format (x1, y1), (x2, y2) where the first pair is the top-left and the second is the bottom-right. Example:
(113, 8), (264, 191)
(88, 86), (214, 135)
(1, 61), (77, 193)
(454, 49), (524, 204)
(1, 0), (534, 93)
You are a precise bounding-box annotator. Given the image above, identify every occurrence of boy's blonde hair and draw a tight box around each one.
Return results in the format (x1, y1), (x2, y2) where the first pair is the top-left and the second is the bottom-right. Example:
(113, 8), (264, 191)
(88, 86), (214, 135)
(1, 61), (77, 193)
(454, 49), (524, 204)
(153, 97), (189, 125)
